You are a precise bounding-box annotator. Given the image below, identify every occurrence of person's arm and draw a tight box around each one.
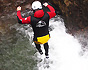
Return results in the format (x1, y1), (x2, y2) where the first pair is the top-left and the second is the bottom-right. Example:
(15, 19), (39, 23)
(43, 3), (56, 19)
(17, 6), (31, 24)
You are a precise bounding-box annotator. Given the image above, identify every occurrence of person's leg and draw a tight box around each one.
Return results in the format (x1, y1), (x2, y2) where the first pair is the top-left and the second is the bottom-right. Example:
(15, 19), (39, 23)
(35, 43), (43, 55)
(44, 43), (49, 57)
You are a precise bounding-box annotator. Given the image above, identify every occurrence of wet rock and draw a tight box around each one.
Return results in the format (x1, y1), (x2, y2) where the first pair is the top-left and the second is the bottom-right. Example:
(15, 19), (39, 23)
(0, 0), (88, 34)
(0, 0), (32, 16)
(48, 0), (88, 34)
(75, 26), (88, 49)
(0, 0), (88, 48)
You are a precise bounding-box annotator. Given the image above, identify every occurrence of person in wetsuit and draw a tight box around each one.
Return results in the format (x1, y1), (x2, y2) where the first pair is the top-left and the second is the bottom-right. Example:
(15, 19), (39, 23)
(17, 1), (56, 58)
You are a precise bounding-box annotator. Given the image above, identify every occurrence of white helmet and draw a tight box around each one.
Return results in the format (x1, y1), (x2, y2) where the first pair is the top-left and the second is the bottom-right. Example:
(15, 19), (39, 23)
(32, 1), (42, 10)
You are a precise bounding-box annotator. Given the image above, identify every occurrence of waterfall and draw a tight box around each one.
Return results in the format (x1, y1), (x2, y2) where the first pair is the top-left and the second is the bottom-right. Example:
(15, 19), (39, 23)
(30, 16), (88, 70)
(8, 15), (88, 70)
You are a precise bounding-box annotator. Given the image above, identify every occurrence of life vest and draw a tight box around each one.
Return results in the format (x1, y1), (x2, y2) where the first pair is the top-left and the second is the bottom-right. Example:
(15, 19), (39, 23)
(31, 10), (50, 44)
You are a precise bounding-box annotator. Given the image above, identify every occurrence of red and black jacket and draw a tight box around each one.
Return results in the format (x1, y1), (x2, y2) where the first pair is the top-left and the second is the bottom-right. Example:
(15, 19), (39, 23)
(17, 5), (56, 39)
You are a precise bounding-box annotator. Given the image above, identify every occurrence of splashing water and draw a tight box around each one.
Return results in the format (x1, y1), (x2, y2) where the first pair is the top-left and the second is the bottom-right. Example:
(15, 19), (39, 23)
(32, 16), (88, 70)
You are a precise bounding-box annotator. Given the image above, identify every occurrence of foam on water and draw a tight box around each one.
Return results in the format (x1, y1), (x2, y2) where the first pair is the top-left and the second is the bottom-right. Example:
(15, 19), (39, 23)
(36, 17), (88, 70)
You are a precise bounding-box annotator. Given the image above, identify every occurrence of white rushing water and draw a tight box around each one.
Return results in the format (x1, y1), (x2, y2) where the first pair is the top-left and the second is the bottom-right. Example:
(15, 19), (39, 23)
(33, 16), (88, 70)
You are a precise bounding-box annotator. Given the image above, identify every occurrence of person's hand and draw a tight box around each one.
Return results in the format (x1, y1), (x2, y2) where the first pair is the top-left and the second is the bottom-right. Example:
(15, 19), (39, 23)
(17, 6), (21, 11)
(43, 2), (48, 7)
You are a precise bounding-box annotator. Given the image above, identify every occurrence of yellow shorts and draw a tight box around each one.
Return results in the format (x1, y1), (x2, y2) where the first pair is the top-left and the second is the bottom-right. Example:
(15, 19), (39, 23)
(34, 34), (50, 44)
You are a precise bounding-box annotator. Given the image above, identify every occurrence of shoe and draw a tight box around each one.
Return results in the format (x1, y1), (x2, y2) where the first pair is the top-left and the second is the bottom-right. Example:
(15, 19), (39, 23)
(46, 55), (49, 59)
(39, 51), (43, 55)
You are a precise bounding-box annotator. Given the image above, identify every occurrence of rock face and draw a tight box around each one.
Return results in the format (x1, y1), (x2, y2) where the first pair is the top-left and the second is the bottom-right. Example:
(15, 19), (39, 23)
(0, 0), (88, 46)
(47, 0), (88, 34)
(0, 0), (88, 34)
(0, 0), (32, 16)
(0, 0), (88, 44)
